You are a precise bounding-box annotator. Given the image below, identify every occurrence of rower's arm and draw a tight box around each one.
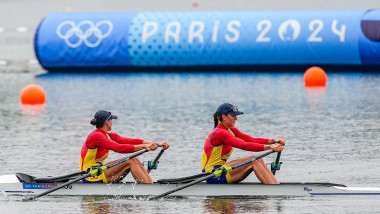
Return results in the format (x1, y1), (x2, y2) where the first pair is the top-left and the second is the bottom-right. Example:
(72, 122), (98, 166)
(232, 128), (269, 144)
(221, 131), (265, 151)
(109, 133), (144, 145)
(134, 144), (152, 152)
(94, 137), (135, 153)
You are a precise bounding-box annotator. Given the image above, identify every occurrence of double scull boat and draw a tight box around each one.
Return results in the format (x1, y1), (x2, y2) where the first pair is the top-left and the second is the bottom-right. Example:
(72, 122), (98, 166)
(2, 150), (379, 199)
(1, 173), (380, 197)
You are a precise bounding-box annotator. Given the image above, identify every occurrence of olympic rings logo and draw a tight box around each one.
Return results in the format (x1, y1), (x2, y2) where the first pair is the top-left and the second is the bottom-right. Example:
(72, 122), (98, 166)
(56, 20), (113, 48)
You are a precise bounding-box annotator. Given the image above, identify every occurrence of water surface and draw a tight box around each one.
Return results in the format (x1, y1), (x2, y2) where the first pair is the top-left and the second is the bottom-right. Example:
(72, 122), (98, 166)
(0, 72), (380, 213)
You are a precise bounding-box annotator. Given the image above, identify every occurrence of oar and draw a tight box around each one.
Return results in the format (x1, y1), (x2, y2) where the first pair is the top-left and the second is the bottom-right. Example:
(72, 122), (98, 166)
(23, 148), (150, 201)
(34, 171), (86, 183)
(157, 172), (211, 184)
(15, 171), (87, 184)
(149, 150), (275, 200)
(147, 149), (165, 173)
(271, 151), (282, 175)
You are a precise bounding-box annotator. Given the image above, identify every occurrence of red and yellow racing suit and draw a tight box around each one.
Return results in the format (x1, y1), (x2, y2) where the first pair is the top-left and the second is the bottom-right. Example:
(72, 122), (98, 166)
(79, 128), (143, 183)
(202, 123), (269, 183)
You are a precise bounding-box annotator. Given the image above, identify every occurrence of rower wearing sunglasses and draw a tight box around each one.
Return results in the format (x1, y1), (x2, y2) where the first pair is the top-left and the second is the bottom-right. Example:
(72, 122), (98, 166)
(80, 110), (169, 184)
(202, 103), (285, 184)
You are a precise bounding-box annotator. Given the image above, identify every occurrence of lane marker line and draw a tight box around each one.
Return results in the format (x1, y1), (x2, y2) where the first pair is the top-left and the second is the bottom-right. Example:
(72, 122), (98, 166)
(0, 27), (32, 32)
(0, 60), (7, 66)
(16, 27), (28, 32)
(0, 59), (40, 66)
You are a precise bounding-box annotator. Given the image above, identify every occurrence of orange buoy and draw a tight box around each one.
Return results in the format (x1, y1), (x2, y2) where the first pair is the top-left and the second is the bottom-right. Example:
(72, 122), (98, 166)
(304, 66), (327, 87)
(20, 84), (46, 105)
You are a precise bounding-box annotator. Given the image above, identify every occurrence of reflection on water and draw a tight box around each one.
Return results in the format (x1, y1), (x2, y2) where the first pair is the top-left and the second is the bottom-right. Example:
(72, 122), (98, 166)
(81, 197), (115, 214)
(79, 196), (207, 213)
(205, 198), (237, 213)
(204, 197), (287, 213)
(21, 104), (45, 116)
(304, 87), (326, 112)
(79, 196), (286, 214)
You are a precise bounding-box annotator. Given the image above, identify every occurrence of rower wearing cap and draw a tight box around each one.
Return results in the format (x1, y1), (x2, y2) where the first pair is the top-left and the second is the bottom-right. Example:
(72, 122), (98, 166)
(202, 103), (285, 184)
(80, 110), (169, 184)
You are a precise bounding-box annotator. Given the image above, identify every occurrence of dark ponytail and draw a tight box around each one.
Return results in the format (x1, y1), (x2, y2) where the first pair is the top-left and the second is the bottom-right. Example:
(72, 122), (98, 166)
(90, 119), (102, 128)
(213, 111), (224, 128)
(213, 112), (218, 128)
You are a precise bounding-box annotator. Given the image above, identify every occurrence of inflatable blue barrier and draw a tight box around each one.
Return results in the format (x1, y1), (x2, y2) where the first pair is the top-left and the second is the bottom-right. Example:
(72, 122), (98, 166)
(34, 10), (380, 72)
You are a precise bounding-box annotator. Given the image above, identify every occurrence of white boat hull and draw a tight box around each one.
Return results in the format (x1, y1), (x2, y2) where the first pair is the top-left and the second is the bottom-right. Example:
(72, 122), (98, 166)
(1, 175), (380, 197)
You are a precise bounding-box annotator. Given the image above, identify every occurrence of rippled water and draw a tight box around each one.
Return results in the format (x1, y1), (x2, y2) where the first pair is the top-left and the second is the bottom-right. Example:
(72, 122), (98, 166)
(0, 71), (380, 213)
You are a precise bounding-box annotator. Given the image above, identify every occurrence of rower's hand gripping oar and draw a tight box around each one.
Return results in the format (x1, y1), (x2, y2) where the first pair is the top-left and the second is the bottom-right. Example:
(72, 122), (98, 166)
(147, 149), (165, 173)
(149, 150), (276, 200)
(23, 148), (150, 201)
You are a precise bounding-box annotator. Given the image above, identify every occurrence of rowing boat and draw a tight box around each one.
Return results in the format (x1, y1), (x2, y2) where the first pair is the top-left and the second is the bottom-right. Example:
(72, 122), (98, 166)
(1, 174), (380, 197)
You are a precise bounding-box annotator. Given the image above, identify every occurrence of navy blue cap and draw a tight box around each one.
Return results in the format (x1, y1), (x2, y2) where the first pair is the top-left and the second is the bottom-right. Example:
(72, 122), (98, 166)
(94, 110), (117, 126)
(217, 103), (243, 116)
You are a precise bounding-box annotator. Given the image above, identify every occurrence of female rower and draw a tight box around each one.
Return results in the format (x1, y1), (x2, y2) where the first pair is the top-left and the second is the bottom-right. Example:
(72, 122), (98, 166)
(80, 110), (169, 184)
(202, 103), (285, 184)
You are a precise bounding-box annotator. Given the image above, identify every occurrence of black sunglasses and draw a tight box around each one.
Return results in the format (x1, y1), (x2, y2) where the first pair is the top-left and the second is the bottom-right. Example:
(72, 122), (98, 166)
(229, 106), (239, 113)
(106, 112), (112, 121)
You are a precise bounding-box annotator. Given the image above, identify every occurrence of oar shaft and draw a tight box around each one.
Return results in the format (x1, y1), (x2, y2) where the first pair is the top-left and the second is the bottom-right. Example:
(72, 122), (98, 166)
(157, 172), (211, 184)
(35, 171), (85, 183)
(272, 151), (281, 175)
(152, 149), (165, 164)
(274, 152), (281, 164)
(24, 174), (91, 201)
(231, 150), (275, 170)
(147, 149), (165, 173)
(150, 173), (215, 200)
(107, 149), (149, 168)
